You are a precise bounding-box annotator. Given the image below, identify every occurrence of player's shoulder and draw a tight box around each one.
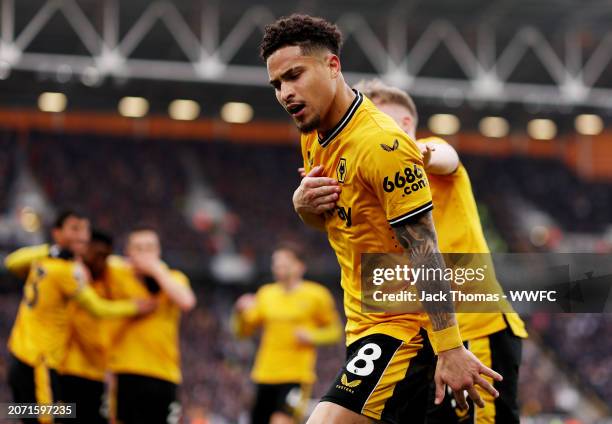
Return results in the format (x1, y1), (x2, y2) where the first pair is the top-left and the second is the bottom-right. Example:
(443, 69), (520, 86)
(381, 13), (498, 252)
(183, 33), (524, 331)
(16, 243), (50, 256)
(257, 282), (278, 293)
(254, 282), (279, 300)
(107, 254), (129, 270)
(356, 96), (411, 139)
(40, 258), (86, 287)
(105, 255), (135, 282)
(39, 256), (75, 273)
(301, 280), (333, 297)
(353, 97), (417, 154)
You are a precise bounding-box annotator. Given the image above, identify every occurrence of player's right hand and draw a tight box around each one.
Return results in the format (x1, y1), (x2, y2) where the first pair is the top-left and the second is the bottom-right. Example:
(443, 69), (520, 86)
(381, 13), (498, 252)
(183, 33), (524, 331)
(434, 345), (503, 410)
(135, 298), (158, 315)
(292, 165), (341, 215)
(235, 293), (256, 312)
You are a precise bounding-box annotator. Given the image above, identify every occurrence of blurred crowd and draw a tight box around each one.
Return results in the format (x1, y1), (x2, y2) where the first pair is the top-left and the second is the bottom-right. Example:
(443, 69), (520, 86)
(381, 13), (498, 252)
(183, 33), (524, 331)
(26, 132), (203, 258)
(2, 131), (610, 264)
(0, 132), (17, 216)
(531, 313), (612, 407)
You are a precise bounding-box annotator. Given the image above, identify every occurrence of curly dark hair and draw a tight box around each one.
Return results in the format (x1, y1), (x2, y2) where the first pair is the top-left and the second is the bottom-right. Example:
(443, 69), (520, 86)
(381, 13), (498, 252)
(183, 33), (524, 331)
(260, 14), (343, 61)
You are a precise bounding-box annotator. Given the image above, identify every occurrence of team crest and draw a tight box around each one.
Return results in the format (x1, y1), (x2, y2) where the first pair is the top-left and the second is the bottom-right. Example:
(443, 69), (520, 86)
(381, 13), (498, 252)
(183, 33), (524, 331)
(380, 139), (399, 152)
(336, 158), (347, 183)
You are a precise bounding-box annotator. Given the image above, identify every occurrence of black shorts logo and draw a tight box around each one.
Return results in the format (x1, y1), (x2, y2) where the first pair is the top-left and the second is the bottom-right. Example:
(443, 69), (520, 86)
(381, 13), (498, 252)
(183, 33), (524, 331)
(335, 373), (361, 394)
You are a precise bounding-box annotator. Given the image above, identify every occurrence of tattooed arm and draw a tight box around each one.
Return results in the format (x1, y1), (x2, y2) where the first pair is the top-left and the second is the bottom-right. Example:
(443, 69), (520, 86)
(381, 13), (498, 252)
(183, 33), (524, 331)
(392, 211), (456, 331)
(393, 210), (502, 409)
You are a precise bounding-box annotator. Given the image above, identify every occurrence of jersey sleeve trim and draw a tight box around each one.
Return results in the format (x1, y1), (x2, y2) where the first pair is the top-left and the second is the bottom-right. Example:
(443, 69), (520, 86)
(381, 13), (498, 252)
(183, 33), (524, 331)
(388, 201), (433, 227)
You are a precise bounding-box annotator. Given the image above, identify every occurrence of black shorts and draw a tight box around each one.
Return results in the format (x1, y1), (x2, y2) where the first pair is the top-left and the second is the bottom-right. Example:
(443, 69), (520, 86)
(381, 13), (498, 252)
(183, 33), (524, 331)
(52, 373), (106, 424)
(8, 354), (37, 404)
(115, 374), (180, 424)
(7, 354), (40, 424)
(321, 330), (435, 424)
(426, 326), (523, 424)
(251, 383), (309, 424)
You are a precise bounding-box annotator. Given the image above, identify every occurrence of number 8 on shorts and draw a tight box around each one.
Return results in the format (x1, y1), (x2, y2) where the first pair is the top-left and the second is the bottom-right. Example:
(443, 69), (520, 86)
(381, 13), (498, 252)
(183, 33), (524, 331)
(346, 343), (382, 376)
(320, 331), (435, 423)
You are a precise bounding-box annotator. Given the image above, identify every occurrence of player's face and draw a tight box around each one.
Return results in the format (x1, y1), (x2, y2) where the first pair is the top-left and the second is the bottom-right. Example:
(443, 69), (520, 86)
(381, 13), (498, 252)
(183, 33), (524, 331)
(267, 45), (337, 133)
(271, 249), (304, 282)
(126, 230), (161, 259)
(372, 101), (415, 135)
(83, 241), (112, 280)
(53, 216), (91, 257)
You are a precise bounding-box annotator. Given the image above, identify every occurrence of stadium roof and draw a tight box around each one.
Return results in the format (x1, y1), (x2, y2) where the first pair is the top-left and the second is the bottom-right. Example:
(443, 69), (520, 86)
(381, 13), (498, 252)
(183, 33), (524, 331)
(1, 0), (612, 125)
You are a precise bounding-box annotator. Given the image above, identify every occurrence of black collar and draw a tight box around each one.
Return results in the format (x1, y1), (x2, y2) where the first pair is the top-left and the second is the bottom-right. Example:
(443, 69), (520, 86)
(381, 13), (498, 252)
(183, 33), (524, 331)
(49, 244), (74, 260)
(318, 90), (363, 148)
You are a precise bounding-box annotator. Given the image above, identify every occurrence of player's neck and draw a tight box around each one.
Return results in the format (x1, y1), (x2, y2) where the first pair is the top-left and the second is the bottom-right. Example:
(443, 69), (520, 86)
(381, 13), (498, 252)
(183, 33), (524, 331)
(318, 82), (356, 137)
(279, 277), (302, 291)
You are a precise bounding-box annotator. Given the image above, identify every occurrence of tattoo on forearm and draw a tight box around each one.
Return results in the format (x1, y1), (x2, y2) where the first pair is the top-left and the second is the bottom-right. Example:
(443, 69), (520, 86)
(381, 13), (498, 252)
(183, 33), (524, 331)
(393, 211), (456, 331)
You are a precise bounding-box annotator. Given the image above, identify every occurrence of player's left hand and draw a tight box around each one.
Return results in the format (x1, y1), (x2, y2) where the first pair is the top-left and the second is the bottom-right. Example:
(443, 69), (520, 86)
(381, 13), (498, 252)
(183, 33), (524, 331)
(294, 328), (314, 346)
(298, 167), (307, 178)
(434, 345), (502, 410)
(235, 293), (256, 312)
(417, 142), (435, 169)
(293, 165), (341, 215)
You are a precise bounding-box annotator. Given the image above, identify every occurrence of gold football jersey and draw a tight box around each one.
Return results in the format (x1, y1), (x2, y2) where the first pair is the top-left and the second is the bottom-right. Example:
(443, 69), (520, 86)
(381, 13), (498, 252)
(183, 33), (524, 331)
(8, 257), (88, 369)
(234, 280), (341, 384)
(423, 136), (527, 340)
(107, 260), (189, 384)
(301, 91), (433, 346)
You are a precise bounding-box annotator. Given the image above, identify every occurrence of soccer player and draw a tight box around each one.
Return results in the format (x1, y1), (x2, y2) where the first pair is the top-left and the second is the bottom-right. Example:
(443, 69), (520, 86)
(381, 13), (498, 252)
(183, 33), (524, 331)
(232, 243), (342, 424)
(7, 212), (154, 423)
(355, 79), (527, 423)
(55, 230), (122, 424)
(5, 210), (87, 422)
(108, 226), (196, 424)
(262, 14), (502, 423)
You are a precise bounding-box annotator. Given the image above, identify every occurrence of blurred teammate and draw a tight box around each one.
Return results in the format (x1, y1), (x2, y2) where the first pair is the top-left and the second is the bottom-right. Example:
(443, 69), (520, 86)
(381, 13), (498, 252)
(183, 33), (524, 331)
(232, 243), (342, 424)
(5, 210), (86, 422)
(355, 78), (527, 423)
(108, 226), (196, 424)
(54, 230), (122, 424)
(6, 211), (153, 423)
(262, 14), (501, 424)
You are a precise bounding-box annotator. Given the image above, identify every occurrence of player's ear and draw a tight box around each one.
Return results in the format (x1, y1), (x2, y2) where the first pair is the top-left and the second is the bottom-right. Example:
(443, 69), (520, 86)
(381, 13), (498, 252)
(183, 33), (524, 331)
(328, 54), (341, 79)
(51, 227), (61, 244)
(296, 262), (306, 277)
(401, 115), (414, 133)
